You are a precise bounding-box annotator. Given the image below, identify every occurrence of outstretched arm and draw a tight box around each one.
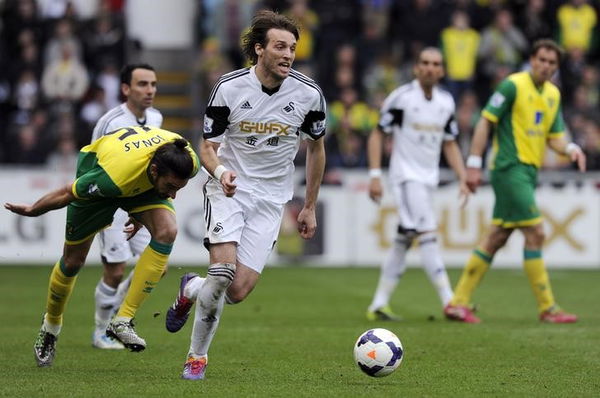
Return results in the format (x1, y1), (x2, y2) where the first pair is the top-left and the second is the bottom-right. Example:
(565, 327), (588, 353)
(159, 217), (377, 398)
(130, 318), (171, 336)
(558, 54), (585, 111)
(4, 183), (76, 217)
(297, 138), (325, 239)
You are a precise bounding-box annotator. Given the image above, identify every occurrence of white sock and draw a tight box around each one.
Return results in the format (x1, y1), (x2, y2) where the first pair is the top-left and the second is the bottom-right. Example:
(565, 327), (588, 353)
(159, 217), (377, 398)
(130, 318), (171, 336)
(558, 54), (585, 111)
(189, 263), (235, 357)
(112, 269), (134, 313)
(43, 314), (62, 336)
(95, 279), (117, 332)
(368, 233), (411, 312)
(419, 232), (453, 306)
(184, 276), (206, 300)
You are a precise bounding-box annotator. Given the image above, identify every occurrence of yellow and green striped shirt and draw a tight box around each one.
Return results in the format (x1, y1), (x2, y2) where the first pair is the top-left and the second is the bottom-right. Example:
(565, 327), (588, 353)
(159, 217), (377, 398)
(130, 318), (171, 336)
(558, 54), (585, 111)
(482, 71), (564, 170)
(73, 126), (200, 199)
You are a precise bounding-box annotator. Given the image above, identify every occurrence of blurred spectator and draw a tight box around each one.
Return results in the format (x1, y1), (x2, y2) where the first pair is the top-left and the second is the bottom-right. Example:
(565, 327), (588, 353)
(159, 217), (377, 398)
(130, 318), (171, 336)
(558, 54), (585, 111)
(12, 69), (40, 114)
(195, 37), (232, 108)
(515, 0), (552, 44)
(79, 85), (107, 140)
(41, 41), (89, 109)
(557, 0), (597, 55)
(46, 135), (78, 172)
(285, 0), (318, 70)
(1, 0), (44, 60)
(44, 18), (83, 66)
(5, 123), (46, 164)
(326, 87), (378, 169)
(477, 8), (527, 95)
(441, 10), (480, 101)
(396, 0), (446, 61)
(579, 116), (600, 170)
(95, 62), (120, 110)
(83, 14), (125, 74)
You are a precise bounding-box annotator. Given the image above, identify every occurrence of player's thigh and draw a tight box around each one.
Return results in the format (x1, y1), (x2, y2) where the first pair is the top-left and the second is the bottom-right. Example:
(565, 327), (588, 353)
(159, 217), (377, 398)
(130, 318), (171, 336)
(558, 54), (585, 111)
(66, 200), (119, 244)
(390, 180), (437, 232)
(121, 190), (177, 241)
(490, 165), (540, 227)
(237, 199), (284, 273)
(203, 181), (246, 247)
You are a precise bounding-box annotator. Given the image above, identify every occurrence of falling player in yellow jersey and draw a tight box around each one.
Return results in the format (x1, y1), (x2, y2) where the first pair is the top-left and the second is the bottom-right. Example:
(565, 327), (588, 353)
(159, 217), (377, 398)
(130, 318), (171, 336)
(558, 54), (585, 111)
(4, 126), (200, 366)
(444, 39), (586, 324)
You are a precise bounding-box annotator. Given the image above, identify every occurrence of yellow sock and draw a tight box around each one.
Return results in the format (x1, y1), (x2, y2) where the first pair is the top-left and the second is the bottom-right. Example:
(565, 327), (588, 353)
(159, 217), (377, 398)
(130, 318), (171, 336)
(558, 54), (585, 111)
(116, 239), (171, 319)
(45, 259), (78, 326)
(523, 249), (555, 313)
(451, 248), (492, 306)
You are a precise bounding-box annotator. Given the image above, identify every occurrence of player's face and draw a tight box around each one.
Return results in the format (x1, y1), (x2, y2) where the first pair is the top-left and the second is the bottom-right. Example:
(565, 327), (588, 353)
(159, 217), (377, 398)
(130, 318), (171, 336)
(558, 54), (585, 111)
(414, 50), (444, 87)
(256, 28), (296, 83)
(529, 47), (559, 84)
(123, 68), (157, 111)
(152, 172), (189, 199)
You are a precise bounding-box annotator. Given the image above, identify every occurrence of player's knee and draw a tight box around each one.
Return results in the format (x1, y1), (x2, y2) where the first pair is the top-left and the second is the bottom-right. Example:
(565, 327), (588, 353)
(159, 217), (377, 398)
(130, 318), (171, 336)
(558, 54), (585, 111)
(152, 224), (178, 244)
(63, 253), (87, 274)
(526, 228), (545, 247)
(207, 262), (236, 290)
(417, 231), (437, 246)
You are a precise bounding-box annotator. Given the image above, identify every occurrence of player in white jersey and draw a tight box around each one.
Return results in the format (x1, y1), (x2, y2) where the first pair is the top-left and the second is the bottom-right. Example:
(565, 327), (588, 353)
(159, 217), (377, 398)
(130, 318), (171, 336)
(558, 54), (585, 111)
(366, 48), (472, 321)
(164, 10), (326, 380)
(91, 64), (163, 349)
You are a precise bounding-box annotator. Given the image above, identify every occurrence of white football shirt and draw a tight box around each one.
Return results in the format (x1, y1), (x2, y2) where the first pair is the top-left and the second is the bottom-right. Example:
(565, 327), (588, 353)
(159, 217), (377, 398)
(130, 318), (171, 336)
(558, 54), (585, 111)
(91, 103), (163, 141)
(378, 79), (457, 186)
(203, 66), (326, 203)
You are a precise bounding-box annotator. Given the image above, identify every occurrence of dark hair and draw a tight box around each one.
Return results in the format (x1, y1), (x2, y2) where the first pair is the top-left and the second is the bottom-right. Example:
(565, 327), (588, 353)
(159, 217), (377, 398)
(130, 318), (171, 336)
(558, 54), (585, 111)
(120, 63), (155, 85)
(241, 10), (300, 65)
(151, 138), (195, 179)
(531, 39), (564, 63)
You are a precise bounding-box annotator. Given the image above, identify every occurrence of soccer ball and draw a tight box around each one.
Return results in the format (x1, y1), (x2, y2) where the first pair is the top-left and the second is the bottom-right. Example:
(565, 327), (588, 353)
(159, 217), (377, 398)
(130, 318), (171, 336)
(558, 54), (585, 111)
(353, 328), (403, 377)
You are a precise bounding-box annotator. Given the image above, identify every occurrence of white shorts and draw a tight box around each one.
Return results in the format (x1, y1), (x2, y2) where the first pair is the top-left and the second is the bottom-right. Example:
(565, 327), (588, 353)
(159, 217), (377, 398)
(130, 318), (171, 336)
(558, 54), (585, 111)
(203, 180), (284, 273)
(390, 180), (437, 233)
(98, 208), (151, 263)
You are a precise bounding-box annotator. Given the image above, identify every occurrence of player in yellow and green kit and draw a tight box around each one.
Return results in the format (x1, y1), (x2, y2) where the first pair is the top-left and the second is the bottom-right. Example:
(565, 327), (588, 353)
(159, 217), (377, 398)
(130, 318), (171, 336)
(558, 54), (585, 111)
(443, 39), (587, 324)
(4, 126), (199, 366)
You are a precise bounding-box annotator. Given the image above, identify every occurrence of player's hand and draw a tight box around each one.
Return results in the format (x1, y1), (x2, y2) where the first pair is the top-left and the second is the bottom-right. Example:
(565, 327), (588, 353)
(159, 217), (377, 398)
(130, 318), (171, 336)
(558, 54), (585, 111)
(465, 168), (482, 193)
(368, 178), (383, 204)
(297, 206), (317, 239)
(570, 147), (587, 172)
(220, 170), (237, 197)
(124, 217), (143, 240)
(458, 180), (471, 209)
(4, 203), (37, 217)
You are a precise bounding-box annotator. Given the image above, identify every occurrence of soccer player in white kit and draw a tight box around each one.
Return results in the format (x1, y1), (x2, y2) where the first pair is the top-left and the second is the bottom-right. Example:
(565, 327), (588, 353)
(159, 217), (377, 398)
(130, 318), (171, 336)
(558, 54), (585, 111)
(366, 48), (472, 321)
(164, 10), (326, 380)
(91, 64), (163, 349)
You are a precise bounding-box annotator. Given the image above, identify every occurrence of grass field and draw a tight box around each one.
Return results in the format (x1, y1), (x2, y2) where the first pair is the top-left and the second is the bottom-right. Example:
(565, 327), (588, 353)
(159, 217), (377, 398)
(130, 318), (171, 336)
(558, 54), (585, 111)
(0, 265), (598, 397)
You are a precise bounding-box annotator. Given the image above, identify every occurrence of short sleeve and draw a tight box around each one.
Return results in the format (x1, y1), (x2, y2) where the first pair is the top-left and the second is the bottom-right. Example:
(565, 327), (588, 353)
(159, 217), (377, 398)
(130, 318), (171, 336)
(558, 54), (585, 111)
(481, 79), (516, 123)
(73, 167), (121, 199)
(300, 88), (327, 140)
(377, 89), (405, 134)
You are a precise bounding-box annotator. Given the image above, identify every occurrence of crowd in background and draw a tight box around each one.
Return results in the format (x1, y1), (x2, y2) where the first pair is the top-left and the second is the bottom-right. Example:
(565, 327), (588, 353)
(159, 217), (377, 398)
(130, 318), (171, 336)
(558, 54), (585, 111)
(1, 0), (600, 178)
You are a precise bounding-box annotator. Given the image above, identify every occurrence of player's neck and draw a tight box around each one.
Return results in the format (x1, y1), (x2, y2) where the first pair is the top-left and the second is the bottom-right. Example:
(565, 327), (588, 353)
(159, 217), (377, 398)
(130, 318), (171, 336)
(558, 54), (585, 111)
(418, 81), (434, 100)
(126, 102), (146, 120)
(255, 64), (284, 90)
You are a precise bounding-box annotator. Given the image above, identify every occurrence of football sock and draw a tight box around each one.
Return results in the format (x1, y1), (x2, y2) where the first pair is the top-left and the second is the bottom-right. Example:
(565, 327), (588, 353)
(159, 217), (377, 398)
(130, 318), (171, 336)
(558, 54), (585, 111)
(523, 249), (555, 313)
(112, 269), (134, 314)
(189, 263), (235, 357)
(94, 279), (117, 331)
(418, 232), (453, 306)
(184, 276), (206, 300)
(451, 248), (492, 306)
(368, 232), (412, 312)
(45, 258), (78, 332)
(116, 240), (171, 319)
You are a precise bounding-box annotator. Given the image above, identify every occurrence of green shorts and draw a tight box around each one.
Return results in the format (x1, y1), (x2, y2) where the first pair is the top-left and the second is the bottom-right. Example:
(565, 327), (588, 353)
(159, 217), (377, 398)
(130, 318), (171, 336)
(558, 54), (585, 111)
(65, 190), (174, 244)
(490, 163), (542, 228)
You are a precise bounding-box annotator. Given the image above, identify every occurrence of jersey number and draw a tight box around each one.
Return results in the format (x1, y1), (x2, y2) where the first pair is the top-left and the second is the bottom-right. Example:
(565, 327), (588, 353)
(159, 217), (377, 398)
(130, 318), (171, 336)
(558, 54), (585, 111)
(106, 126), (151, 140)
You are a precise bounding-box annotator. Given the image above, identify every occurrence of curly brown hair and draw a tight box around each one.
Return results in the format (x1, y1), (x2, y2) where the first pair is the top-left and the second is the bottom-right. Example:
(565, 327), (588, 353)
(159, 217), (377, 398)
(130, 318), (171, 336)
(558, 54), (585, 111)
(241, 10), (300, 65)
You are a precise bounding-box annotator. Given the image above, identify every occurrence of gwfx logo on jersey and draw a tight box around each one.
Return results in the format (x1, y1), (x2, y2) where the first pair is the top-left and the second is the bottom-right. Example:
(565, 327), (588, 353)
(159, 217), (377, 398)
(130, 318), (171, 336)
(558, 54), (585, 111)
(239, 121), (292, 136)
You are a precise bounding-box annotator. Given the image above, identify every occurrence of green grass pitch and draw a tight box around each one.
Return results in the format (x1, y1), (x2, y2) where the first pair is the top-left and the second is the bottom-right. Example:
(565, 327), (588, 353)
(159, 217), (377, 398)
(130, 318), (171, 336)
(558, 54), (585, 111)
(0, 265), (598, 397)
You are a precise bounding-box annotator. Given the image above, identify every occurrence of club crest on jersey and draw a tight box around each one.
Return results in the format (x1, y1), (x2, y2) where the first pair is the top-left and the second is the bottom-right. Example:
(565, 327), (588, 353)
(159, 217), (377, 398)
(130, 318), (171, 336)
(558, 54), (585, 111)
(87, 183), (102, 196)
(310, 120), (325, 135)
(283, 102), (295, 113)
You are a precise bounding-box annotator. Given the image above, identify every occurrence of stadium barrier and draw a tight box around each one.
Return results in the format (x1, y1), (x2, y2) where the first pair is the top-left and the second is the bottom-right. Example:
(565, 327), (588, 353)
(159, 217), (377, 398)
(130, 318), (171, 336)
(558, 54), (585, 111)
(1, 168), (598, 268)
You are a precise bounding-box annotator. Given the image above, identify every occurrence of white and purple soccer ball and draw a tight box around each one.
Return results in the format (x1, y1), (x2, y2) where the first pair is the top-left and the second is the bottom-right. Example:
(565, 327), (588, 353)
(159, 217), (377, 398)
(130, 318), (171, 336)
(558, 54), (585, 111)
(353, 328), (404, 377)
